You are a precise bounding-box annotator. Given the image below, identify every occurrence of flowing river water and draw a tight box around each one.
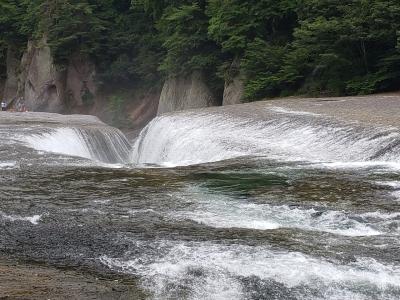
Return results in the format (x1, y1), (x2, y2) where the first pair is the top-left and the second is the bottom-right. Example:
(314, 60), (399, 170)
(0, 97), (400, 299)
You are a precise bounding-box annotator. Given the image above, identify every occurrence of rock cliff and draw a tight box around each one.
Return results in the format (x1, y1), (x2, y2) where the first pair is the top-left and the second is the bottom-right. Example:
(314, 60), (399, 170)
(2, 39), (159, 132)
(18, 39), (64, 112)
(223, 76), (244, 106)
(157, 71), (220, 115)
(2, 40), (227, 131)
(14, 38), (99, 113)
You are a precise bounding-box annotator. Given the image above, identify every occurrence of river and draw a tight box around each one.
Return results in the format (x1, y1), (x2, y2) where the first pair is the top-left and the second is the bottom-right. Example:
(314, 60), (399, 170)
(0, 97), (400, 299)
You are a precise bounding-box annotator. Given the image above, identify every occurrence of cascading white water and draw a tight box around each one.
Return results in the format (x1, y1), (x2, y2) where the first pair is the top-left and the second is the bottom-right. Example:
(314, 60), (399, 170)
(131, 107), (400, 167)
(0, 112), (131, 165)
(100, 240), (400, 300)
(24, 128), (93, 160)
(23, 126), (131, 164)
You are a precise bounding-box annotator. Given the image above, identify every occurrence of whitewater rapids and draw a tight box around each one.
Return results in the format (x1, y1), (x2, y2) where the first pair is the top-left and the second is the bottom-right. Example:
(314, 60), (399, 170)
(1, 96), (400, 299)
(0, 112), (130, 165)
(132, 95), (400, 167)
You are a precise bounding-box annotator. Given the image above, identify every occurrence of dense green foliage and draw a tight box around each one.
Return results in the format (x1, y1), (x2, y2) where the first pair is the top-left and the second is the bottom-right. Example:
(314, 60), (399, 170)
(1, 0), (400, 100)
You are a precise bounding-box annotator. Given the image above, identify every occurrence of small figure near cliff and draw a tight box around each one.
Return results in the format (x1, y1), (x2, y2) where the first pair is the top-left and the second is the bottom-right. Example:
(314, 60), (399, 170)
(1, 101), (7, 111)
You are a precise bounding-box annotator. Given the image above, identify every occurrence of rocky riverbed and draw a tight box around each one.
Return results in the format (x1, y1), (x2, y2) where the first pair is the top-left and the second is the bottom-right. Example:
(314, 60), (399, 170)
(0, 258), (145, 299)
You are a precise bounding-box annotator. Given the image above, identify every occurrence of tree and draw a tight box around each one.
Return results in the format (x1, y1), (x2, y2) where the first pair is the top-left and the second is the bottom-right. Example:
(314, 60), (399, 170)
(1, 0), (400, 101)
(156, 2), (219, 76)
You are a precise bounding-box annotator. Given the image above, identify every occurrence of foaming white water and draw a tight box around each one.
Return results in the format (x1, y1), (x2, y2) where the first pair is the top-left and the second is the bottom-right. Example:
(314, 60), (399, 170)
(24, 128), (92, 160)
(132, 114), (245, 166)
(23, 127), (131, 164)
(172, 187), (394, 236)
(270, 106), (321, 116)
(100, 241), (400, 300)
(312, 161), (400, 171)
(178, 203), (385, 236)
(0, 212), (42, 225)
(390, 191), (400, 202)
(373, 181), (400, 202)
(0, 161), (18, 170)
(376, 181), (400, 188)
(131, 109), (400, 167)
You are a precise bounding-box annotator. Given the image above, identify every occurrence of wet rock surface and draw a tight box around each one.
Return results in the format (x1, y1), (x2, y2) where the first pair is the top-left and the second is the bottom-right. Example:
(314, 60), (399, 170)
(0, 258), (145, 300)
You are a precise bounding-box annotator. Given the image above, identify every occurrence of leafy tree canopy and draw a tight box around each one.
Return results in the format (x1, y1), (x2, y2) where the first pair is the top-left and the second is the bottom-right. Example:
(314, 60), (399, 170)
(0, 0), (399, 99)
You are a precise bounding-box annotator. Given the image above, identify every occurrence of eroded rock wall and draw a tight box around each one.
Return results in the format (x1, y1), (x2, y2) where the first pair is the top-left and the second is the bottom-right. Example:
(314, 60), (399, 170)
(16, 39), (99, 113)
(0, 38), (96, 114)
(157, 71), (219, 115)
(3, 39), (220, 132)
(126, 90), (160, 131)
(18, 39), (65, 112)
(89, 87), (160, 136)
(223, 76), (244, 106)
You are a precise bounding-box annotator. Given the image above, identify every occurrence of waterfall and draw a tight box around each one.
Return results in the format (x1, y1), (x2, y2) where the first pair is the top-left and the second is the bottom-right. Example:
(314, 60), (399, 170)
(0, 112), (132, 164)
(131, 107), (400, 167)
(23, 126), (131, 164)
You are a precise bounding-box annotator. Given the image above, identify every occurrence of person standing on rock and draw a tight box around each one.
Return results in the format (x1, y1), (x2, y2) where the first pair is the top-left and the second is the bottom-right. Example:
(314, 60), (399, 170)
(1, 101), (6, 111)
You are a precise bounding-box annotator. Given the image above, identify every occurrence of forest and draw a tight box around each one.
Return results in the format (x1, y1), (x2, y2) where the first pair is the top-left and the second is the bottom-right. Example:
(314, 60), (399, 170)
(1, 0), (400, 101)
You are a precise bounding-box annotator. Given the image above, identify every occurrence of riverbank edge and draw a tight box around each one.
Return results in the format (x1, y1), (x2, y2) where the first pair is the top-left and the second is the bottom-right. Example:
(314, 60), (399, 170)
(0, 256), (146, 299)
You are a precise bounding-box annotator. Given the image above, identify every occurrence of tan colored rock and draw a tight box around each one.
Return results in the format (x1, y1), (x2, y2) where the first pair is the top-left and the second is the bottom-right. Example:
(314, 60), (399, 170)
(86, 87), (161, 136)
(3, 38), (160, 131)
(223, 76), (244, 105)
(0, 258), (145, 299)
(157, 71), (219, 115)
(127, 89), (160, 130)
(16, 39), (98, 113)
(19, 39), (65, 112)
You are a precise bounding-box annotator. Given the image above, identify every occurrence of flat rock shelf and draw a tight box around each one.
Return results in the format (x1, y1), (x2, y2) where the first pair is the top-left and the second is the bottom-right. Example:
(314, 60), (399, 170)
(0, 258), (145, 299)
